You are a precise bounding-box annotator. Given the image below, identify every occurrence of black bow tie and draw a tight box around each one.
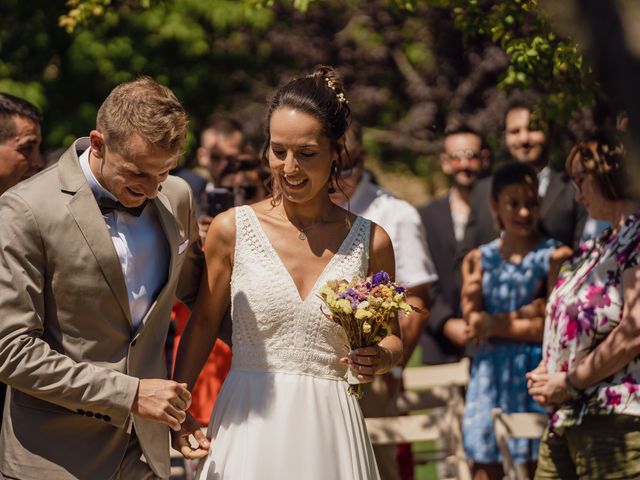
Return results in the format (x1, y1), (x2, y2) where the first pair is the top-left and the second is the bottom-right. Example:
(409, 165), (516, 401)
(98, 197), (148, 217)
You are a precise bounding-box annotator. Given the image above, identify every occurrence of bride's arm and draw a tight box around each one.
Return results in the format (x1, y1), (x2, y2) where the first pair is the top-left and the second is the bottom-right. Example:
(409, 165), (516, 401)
(173, 208), (235, 390)
(171, 208), (235, 459)
(348, 223), (402, 382)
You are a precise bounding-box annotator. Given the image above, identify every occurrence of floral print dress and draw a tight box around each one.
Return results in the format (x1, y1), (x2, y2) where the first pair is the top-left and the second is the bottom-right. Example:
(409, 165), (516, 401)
(543, 213), (640, 432)
(463, 237), (559, 464)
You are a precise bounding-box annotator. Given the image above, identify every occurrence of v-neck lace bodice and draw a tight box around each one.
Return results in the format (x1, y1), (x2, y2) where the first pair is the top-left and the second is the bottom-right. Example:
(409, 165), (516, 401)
(230, 205), (371, 380)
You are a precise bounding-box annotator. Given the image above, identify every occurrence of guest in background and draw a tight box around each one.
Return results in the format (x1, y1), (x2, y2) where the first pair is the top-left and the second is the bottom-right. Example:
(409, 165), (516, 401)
(0, 92), (43, 431)
(419, 124), (490, 365)
(331, 123), (437, 480)
(461, 162), (571, 480)
(528, 128), (640, 479)
(0, 92), (43, 196)
(460, 91), (586, 254)
(171, 115), (244, 218)
(195, 115), (244, 187)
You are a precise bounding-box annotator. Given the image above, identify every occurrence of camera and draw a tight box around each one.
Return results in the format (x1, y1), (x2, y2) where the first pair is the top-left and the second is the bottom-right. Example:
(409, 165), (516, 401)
(206, 188), (234, 217)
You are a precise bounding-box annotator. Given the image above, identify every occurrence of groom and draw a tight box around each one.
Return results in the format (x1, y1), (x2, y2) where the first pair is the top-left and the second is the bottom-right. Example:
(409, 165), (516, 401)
(0, 77), (203, 479)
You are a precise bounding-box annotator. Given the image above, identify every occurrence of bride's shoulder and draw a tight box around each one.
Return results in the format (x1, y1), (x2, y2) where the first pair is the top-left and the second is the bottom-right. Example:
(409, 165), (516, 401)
(202, 208), (238, 255)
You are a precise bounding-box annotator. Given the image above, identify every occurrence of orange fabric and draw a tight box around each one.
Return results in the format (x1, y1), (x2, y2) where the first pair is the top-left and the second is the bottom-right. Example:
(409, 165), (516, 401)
(172, 303), (232, 426)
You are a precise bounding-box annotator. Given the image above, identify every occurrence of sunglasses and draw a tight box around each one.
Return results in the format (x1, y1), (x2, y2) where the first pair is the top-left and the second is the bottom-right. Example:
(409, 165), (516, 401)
(446, 149), (481, 161)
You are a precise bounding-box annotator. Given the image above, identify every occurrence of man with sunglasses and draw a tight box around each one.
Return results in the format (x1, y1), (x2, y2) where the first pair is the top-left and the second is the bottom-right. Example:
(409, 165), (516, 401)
(418, 124), (490, 367)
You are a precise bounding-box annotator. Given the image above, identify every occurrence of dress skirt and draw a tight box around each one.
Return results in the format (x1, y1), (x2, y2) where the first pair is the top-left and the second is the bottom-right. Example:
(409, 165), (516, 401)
(196, 368), (381, 480)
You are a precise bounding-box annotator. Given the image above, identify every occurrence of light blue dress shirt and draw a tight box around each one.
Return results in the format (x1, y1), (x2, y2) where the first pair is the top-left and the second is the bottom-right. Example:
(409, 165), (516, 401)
(79, 148), (170, 330)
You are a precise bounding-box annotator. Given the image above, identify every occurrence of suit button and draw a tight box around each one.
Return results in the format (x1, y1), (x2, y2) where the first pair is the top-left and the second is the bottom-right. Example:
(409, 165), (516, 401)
(95, 413), (103, 419)
(86, 411), (94, 418)
(103, 415), (111, 422)
(77, 409), (85, 415)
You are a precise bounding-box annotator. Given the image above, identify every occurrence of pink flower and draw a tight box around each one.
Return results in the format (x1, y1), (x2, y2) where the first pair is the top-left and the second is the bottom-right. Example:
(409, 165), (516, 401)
(586, 285), (611, 308)
(621, 374), (638, 395)
(564, 318), (578, 341)
(604, 387), (622, 406)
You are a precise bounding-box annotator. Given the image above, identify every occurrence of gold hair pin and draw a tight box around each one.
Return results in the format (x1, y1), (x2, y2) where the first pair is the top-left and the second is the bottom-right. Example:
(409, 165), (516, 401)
(324, 77), (348, 104)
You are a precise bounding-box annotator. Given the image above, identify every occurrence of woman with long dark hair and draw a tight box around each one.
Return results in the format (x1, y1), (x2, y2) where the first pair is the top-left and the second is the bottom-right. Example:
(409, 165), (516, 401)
(171, 66), (402, 479)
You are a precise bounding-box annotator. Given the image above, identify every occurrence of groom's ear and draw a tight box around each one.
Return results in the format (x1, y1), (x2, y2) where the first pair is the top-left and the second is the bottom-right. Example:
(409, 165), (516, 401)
(89, 130), (106, 160)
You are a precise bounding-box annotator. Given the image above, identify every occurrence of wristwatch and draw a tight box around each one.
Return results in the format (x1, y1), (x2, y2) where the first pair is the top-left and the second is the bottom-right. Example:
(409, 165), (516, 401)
(565, 372), (583, 399)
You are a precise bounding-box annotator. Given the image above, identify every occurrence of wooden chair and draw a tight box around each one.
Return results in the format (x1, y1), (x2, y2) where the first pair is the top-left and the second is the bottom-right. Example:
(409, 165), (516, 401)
(365, 358), (472, 480)
(491, 408), (549, 480)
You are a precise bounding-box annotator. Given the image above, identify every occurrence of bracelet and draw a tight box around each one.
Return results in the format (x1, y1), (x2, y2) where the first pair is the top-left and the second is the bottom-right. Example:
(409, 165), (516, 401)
(565, 372), (583, 399)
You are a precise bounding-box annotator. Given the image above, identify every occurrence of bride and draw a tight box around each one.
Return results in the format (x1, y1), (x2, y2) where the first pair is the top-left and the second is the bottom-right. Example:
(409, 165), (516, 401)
(171, 66), (402, 479)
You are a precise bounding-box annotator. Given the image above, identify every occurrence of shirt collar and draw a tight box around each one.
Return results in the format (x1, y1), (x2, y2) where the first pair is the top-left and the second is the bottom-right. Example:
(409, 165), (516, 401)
(79, 147), (117, 202)
(537, 165), (551, 197)
(348, 171), (378, 212)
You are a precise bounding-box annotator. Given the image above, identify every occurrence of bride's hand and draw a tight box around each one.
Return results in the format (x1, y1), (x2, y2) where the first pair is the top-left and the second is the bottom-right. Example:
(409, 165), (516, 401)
(171, 411), (211, 460)
(342, 346), (390, 383)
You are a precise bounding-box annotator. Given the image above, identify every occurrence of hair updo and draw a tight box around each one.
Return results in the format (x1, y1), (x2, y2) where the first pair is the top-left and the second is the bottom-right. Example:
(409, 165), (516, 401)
(261, 65), (352, 193)
(565, 128), (629, 202)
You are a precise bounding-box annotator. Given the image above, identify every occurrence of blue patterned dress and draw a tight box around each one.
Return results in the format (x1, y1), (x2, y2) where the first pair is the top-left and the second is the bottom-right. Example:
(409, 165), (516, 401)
(463, 237), (559, 464)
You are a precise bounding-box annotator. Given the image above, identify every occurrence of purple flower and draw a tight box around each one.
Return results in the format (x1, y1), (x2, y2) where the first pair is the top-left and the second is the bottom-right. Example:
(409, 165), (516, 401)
(371, 271), (390, 287)
(394, 285), (406, 294)
(339, 288), (360, 310)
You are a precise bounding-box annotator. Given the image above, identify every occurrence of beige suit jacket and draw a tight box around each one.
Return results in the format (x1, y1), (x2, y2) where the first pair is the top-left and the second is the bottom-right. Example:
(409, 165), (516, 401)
(0, 138), (203, 480)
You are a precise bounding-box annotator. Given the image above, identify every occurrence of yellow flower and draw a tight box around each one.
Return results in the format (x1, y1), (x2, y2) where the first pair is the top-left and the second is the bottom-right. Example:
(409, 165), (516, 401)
(355, 308), (373, 320)
(336, 299), (352, 314)
(363, 322), (372, 333)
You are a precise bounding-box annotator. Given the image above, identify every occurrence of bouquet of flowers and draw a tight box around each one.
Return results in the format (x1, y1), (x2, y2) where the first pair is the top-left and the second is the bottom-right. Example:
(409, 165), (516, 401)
(319, 271), (412, 398)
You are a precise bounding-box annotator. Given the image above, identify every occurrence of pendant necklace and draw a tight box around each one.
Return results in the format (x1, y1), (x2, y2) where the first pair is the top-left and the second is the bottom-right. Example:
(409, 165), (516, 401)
(296, 224), (314, 240)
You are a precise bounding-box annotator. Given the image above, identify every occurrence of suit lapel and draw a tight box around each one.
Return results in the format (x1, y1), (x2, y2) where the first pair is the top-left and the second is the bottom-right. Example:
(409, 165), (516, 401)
(440, 195), (458, 256)
(58, 140), (133, 326)
(540, 169), (564, 220)
(153, 191), (179, 287)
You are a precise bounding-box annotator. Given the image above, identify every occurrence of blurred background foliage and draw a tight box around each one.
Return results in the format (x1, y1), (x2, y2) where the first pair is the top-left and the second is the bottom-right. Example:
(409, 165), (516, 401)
(1, 0), (597, 204)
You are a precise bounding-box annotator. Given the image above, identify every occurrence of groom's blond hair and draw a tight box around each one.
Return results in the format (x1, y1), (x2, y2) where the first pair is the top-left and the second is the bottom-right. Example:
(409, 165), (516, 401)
(96, 76), (188, 155)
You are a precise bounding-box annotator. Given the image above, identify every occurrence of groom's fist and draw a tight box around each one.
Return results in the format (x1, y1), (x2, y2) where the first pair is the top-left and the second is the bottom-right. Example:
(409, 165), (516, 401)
(132, 379), (192, 432)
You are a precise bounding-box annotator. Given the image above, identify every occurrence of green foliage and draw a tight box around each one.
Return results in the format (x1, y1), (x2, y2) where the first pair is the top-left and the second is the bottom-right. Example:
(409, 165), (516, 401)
(445, 0), (595, 126)
(1, 0), (598, 204)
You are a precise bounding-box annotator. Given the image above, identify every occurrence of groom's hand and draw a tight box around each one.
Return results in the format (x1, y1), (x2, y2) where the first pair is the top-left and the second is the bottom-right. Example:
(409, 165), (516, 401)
(131, 379), (192, 431)
(171, 412), (210, 459)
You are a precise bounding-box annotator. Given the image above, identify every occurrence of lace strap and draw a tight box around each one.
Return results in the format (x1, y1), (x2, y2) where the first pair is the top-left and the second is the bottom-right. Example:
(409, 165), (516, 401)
(233, 205), (269, 268)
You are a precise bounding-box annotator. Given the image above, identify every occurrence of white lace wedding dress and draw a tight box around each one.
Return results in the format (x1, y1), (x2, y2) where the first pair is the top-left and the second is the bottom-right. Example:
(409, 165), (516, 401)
(196, 205), (380, 480)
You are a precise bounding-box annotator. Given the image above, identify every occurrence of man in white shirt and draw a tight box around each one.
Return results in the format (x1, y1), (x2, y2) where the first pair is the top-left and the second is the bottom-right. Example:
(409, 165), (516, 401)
(331, 123), (437, 480)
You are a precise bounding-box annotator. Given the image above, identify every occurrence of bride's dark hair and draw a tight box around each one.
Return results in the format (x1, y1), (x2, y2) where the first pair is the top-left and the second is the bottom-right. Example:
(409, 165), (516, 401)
(260, 65), (352, 199)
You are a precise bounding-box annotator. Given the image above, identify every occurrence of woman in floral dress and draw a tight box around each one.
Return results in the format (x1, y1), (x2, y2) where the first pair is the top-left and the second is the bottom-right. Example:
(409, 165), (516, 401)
(528, 128), (640, 479)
